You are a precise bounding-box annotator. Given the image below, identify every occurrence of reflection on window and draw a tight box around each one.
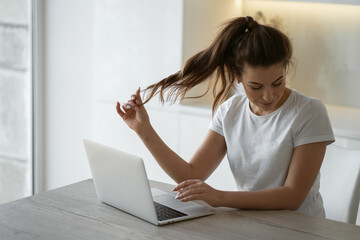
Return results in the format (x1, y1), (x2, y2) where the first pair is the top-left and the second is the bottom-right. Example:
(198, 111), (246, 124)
(0, 0), (32, 204)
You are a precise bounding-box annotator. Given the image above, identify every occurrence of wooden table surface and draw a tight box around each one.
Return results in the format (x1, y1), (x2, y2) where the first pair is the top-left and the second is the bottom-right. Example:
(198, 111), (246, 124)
(0, 179), (359, 240)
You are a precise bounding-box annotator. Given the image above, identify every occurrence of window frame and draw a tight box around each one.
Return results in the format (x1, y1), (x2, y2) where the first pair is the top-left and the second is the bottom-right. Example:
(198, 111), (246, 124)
(31, 0), (44, 194)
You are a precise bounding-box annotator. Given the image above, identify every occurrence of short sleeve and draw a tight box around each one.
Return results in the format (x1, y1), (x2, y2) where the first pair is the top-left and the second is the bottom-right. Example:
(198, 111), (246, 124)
(209, 104), (225, 136)
(292, 99), (335, 147)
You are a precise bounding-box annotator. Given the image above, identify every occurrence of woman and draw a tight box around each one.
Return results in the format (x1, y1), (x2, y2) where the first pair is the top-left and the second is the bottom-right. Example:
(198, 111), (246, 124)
(115, 16), (334, 217)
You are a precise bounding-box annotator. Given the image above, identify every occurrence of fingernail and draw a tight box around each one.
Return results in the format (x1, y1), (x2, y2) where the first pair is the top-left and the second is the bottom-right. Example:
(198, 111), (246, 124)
(131, 95), (135, 100)
(175, 193), (180, 199)
(126, 104), (131, 109)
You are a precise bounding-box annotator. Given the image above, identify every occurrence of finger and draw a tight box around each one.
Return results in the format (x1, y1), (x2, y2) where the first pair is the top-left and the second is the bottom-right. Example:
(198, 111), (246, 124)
(179, 193), (204, 202)
(173, 179), (199, 192)
(135, 87), (143, 105)
(122, 103), (131, 112)
(182, 183), (204, 194)
(172, 179), (201, 192)
(176, 187), (203, 199)
(121, 103), (134, 115)
(116, 102), (125, 118)
(127, 100), (140, 111)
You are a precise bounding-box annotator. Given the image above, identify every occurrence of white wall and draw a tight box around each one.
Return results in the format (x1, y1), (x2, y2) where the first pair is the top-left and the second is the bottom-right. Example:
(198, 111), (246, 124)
(41, 0), (241, 191)
(42, 0), (185, 191)
(43, 0), (94, 190)
(92, 0), (184, 185)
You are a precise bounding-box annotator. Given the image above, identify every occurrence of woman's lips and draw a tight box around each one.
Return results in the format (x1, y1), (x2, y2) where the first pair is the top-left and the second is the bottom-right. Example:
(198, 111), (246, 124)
(260, 101), (274, 106)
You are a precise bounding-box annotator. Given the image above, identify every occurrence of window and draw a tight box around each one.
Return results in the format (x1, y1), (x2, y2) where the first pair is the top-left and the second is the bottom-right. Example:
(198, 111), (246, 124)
(0, 0), (32, 204)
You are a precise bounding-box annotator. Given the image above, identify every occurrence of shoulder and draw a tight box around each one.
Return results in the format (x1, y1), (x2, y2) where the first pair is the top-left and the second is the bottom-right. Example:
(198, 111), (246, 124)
(289, 90), (327, 116)
(289, 90), (334, 146)
(212, 92), (247, 122)
(288, 90), (332, 136)
(218, 92), (247, 111)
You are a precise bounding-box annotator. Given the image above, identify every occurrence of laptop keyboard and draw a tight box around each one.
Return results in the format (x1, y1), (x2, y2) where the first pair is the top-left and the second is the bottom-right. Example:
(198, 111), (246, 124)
(154, 201), (188, 221)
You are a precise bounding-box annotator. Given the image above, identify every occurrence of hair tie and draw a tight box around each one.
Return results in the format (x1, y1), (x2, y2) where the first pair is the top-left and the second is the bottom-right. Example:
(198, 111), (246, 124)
(245, 16), (259, 33)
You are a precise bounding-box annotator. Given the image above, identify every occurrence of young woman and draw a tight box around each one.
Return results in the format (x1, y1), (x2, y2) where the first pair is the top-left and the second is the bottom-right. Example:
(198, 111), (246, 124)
(116, 16), (334, 217)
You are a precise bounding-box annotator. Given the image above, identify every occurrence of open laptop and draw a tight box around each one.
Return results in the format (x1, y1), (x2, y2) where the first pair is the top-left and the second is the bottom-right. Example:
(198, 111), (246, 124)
(83, 139), (215, 225)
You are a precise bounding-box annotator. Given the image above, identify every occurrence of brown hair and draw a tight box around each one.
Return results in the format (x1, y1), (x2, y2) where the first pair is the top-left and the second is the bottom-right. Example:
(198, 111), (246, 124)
(142, 16), (292, 114)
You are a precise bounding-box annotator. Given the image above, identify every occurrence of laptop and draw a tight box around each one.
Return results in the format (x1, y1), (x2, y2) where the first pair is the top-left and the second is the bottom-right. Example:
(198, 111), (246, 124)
(83, 139), (215, 225)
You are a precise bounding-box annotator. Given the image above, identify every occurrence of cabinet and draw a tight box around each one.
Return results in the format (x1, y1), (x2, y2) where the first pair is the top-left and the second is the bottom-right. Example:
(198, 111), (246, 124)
(246, 0), (360, 5)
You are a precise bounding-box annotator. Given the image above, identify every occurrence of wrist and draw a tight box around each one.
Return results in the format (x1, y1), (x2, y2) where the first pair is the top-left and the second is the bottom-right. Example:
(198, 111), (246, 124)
(136, 123), (155, 142)
(216, 190), (227, 207)
(219, 190), (237, 207)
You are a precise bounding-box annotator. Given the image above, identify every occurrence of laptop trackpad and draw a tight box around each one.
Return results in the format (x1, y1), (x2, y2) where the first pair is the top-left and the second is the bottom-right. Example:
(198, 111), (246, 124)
(153, 192), (197, 210)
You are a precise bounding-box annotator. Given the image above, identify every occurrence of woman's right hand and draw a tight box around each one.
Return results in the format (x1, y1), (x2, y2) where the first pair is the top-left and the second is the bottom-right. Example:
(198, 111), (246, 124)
(116, 87), (151, 135)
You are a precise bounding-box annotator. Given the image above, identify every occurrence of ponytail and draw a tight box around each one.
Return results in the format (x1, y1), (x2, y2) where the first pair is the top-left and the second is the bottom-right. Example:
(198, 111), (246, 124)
(142, 16), (292, 115)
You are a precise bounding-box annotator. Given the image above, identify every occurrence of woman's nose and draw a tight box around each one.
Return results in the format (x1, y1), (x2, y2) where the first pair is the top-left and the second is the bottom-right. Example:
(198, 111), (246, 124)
(262, 89), (274, 102)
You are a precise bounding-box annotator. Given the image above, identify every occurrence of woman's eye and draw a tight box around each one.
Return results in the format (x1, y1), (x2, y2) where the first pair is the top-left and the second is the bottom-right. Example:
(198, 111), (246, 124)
(250, 86), (262, 90)
(273, 81), (283, 87)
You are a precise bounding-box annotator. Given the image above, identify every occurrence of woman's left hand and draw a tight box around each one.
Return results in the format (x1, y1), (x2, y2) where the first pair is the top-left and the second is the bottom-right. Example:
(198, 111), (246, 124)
(172, 179), (224, 207)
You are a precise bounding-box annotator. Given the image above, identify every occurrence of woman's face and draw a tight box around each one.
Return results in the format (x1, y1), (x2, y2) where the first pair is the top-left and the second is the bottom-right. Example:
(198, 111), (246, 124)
(239, 62), (288, 116)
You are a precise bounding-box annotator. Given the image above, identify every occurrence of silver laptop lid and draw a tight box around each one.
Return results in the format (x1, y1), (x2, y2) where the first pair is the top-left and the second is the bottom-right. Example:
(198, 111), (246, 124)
(83, 139), (158, 225)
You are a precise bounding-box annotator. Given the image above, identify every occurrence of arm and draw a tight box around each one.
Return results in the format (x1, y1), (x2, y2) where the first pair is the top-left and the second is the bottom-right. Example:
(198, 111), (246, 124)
(116, 88), (227, 183)
(175, 141), (327, 210)
(140, 128), (227, 183)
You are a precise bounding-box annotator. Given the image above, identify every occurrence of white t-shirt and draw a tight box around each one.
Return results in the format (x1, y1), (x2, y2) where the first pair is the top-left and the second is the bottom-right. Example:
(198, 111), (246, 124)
(209, 89), (335, 217)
